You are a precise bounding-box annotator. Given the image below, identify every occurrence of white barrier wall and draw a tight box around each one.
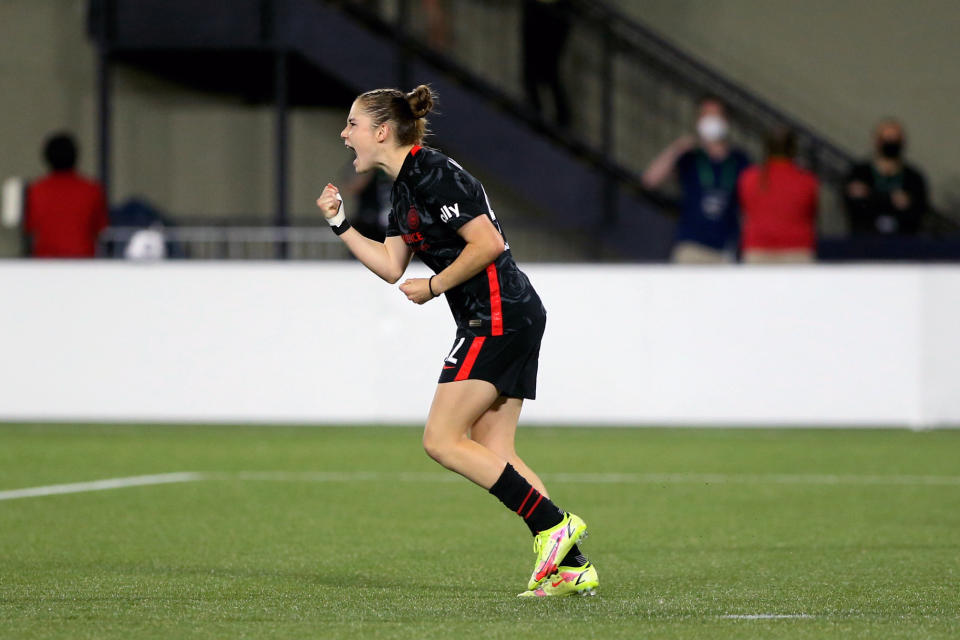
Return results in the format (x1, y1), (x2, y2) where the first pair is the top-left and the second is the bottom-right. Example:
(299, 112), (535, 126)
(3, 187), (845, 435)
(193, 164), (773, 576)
(1, 262), (958, 427)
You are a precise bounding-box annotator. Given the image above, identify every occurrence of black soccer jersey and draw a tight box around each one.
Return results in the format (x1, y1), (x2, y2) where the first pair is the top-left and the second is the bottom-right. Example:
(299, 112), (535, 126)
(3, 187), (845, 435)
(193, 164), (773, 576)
(387, 145), (545, 336)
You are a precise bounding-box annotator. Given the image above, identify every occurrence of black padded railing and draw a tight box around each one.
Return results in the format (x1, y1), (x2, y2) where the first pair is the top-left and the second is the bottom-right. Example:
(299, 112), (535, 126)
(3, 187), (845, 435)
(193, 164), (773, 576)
(341, 0), (957, 236)
(89, 0), (957, 260)
(337, 0), (861, 227)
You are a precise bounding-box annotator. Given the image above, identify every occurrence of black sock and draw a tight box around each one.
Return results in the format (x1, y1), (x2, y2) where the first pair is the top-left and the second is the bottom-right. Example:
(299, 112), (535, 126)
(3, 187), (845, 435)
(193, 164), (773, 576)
(559, 544), (587, 567)
(488, 463), (564, 534)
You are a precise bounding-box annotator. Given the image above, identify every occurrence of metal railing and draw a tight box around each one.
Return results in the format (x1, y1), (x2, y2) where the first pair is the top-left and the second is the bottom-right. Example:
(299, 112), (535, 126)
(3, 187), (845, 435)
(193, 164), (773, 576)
(332, 0), (886, 233)
(87, 0), (958, 262)
(96, 223), (596, 261)
(98, 226), (348, 260)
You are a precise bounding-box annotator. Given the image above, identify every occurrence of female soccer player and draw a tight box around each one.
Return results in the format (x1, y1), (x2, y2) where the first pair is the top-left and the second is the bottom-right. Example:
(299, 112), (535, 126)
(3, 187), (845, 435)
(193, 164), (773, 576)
(315, 85), (597, 597)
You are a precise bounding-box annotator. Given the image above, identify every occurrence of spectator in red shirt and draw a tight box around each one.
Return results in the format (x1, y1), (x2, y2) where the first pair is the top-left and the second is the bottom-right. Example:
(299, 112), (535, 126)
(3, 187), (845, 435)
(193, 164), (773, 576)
(738, 126), (818, 263)
(25, 133), (108, 258)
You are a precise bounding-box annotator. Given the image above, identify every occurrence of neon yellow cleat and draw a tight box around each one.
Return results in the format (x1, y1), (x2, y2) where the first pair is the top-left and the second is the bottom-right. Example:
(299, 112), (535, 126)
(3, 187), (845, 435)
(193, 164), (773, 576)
(518, 562), (599, 598)
(527, 512), (588, 590)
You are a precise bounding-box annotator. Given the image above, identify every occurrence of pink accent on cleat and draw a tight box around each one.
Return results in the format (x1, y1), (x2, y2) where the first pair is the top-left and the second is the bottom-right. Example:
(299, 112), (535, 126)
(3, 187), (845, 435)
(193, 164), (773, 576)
(534, 525), (571, 581)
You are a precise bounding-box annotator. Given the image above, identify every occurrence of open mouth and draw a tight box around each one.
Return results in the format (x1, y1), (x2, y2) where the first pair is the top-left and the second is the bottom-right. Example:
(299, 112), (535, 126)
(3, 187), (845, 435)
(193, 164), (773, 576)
(345, 143), (358, 165)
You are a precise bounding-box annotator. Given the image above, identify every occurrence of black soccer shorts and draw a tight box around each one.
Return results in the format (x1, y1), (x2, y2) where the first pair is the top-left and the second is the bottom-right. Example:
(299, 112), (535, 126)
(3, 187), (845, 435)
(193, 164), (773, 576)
(437, 317), (545, 399)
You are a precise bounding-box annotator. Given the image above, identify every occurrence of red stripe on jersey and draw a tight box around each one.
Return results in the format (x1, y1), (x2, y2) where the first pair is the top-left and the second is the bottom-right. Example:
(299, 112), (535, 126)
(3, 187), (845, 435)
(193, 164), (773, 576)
(486, 263), (503, 336)
(454, 337), (486, 381)
(410, 144), (422, 156)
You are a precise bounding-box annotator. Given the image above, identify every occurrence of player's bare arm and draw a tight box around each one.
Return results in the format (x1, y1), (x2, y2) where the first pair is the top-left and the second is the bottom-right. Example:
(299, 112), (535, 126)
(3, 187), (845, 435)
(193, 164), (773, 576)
(320, 85), (593, 597)
(399, 215), (504, 304)
(317, 183), (413, 283)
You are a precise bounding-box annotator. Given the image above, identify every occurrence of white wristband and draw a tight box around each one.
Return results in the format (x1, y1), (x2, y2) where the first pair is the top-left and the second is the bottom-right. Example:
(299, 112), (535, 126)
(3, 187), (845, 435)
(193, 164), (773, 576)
(327, 193), (346, 227)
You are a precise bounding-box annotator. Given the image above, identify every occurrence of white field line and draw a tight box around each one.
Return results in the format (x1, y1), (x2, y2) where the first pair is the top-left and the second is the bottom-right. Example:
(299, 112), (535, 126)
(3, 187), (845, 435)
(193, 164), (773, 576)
(721, 614), (814, 620)
(0, 472), (203, 501)
(4, 470), (959, 502)
(225, 471), (463, 483)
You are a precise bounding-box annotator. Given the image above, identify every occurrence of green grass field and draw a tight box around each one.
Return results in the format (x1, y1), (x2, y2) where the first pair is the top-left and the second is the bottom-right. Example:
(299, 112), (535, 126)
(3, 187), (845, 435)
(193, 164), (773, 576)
(1, 424), (958, 639)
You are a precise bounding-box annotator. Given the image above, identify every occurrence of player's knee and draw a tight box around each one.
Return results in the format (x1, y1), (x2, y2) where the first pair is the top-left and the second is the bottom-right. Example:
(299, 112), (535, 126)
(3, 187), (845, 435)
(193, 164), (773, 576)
(422, 429), (451, 465)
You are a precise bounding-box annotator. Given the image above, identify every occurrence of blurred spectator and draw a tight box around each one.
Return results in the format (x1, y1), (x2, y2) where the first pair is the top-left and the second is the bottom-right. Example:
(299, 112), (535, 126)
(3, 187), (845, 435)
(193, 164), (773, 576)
(107, 197), (181, 259)
(422, 0), (452, 52)
(124, 226), (167, 260)
(355, 0), (450, 50)
(25, 132), (108, 258)
(844, 118), (929, 235)
(643, 96), (751, 263)
(340, 165), (391, 242)
(738, 127), (819, 263)
(522, 0), (572, 128)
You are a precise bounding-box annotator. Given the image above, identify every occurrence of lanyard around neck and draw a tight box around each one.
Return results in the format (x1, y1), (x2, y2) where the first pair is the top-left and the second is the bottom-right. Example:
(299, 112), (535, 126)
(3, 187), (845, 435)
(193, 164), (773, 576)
(871, 166), (904, 192)
(696, 150), (737, 192)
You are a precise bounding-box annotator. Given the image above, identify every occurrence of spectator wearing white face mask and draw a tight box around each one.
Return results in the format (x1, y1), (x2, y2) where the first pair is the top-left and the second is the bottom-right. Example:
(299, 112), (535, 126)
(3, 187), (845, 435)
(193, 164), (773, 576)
(643, 96), (751, 263)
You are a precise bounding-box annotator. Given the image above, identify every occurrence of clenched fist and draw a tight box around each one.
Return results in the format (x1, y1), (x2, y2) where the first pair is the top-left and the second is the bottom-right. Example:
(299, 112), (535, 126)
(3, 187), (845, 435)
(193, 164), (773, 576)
(400, 277), (437, 305)
(316, 183), (342, 219)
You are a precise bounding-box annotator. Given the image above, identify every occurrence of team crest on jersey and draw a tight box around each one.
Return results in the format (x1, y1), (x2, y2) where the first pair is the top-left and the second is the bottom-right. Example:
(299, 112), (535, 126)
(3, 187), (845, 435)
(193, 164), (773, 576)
(407, 206), (420, 230)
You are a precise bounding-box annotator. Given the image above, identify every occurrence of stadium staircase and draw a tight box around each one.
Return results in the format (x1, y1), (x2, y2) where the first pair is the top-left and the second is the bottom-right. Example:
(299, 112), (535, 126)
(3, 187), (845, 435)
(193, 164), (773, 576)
(91, 0), (949, 260)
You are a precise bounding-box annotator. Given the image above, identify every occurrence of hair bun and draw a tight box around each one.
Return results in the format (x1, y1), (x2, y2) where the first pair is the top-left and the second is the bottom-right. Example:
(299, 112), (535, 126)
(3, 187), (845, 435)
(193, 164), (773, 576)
(406, 85), (435, 119)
